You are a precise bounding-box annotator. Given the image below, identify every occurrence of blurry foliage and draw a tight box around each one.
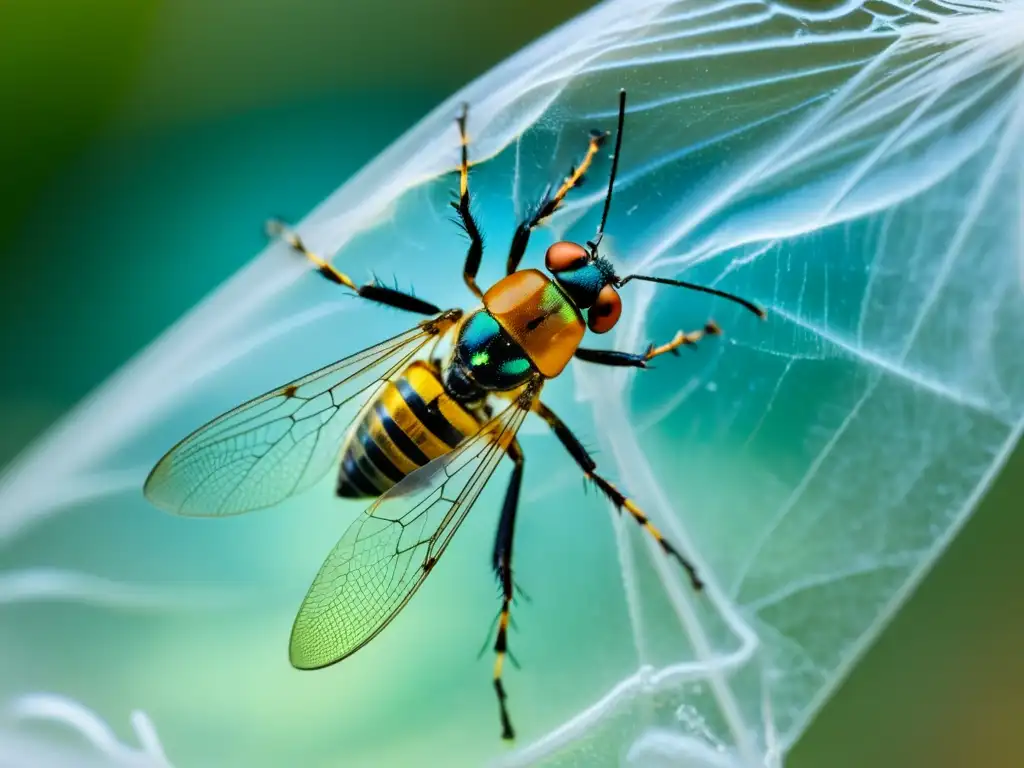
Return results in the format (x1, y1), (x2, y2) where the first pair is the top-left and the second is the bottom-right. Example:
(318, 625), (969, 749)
(114, 0), (603, 128)
(0, 0), (598, 239)
(0, 1), (158, 241)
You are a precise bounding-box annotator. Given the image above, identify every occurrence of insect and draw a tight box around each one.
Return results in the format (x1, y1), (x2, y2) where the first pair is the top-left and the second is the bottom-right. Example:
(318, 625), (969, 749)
(143, 89), (765, 741)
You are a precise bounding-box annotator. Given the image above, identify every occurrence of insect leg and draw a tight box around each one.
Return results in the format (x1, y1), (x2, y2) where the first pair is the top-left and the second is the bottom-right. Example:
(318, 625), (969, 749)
(491, 437), (524, 741)
(574, 322), (721, 369)
(532, 401), (703, 591)
(505, 129), (608, 275)
(266, 219), (441, 315)
(450, 103), (487, 301)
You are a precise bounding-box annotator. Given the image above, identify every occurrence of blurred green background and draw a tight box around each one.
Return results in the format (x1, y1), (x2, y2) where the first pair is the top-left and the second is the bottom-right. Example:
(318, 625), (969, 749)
(0, 1), (1020, 766)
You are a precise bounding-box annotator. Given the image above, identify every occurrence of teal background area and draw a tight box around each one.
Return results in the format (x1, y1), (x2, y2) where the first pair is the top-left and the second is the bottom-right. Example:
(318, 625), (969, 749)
(0, 2), (1021, 767)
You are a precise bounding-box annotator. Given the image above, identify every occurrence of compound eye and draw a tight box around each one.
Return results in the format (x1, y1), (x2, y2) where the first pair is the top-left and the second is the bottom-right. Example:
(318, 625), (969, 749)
(545, 241), (588, 273)
(587, 284), (622, 333)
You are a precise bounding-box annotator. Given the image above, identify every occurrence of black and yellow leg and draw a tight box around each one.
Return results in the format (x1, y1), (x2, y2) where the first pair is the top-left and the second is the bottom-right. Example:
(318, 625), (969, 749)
(505, 129), (609, 275)
(532, 401), (704, 591)
(574, 321), (721, 369)
(491, 438), (524, 741)
(451, 103), (486, 301)
(266, 219), (441, 316)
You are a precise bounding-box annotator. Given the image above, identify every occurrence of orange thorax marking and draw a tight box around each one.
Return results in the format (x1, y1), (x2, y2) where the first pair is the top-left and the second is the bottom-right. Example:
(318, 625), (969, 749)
(483, 269), (584, 378)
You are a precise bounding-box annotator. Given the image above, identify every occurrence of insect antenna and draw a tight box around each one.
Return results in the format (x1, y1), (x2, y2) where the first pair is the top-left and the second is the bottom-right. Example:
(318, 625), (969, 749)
(616, 273), (766, 319)
(587, 88), (627, 256)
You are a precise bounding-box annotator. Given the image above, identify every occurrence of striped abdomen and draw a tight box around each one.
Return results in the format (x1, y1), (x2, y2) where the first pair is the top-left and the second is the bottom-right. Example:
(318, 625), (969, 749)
(336, 360), (483, 498)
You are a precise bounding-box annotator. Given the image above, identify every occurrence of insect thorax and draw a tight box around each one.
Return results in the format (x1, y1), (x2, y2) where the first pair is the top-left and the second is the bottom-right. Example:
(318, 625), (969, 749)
(444, 310), (534, 400)
(482, 269), (585, 378)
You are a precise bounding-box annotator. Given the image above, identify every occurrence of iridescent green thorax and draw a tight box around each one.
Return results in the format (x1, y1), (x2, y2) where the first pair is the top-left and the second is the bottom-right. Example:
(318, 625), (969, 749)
(540, 281), (582, 325)
(451, 311), (534, 393)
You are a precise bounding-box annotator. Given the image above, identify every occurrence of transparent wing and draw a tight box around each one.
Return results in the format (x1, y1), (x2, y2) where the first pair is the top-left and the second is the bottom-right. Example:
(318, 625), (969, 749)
(288, 382), (541, 670)
(143, 311), (461, 517)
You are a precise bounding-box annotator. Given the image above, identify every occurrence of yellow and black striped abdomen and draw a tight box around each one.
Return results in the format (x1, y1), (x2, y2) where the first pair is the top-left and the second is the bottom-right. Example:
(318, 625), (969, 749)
(337, 360), (482, 498)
